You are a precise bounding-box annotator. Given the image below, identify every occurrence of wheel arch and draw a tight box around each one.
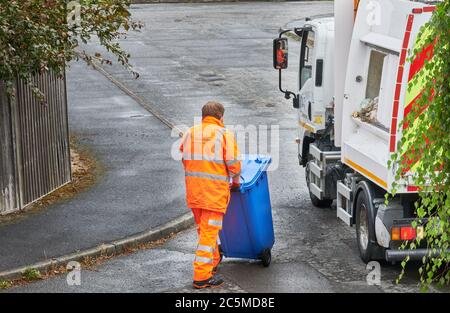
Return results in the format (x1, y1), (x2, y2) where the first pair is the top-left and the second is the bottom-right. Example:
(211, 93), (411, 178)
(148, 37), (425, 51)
(300, 133), (314, 167)
(353, 180), (378, 244)
(353, 179), (388, 261)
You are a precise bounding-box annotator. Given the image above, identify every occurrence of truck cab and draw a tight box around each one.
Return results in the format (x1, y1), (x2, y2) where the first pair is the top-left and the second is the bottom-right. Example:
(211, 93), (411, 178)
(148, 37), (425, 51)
(279, 19), (335, 168)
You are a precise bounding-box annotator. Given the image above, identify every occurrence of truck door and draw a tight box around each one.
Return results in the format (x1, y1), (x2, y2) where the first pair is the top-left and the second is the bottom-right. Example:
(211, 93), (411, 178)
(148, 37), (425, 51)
(298, 29), (316, 124)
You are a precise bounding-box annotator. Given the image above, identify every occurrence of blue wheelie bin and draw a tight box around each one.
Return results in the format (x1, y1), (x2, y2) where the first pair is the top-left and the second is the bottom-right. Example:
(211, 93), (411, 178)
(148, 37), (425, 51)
(219, 155), (274, 267)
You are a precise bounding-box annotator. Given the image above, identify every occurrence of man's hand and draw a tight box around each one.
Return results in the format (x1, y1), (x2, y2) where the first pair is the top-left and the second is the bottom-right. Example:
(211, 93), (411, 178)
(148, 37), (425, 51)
(230, 176), (240, 191)
(230, 181), (240, 191)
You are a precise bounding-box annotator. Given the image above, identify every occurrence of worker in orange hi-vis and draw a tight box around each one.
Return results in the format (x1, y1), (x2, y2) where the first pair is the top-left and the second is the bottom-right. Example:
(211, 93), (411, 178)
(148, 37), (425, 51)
(180, 101), (241, 289)
(276, 46), (285, 67)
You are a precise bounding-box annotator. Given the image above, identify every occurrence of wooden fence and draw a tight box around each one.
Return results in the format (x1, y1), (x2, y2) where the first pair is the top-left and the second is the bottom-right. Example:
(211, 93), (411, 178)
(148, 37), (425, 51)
(0, 72), (71, 214)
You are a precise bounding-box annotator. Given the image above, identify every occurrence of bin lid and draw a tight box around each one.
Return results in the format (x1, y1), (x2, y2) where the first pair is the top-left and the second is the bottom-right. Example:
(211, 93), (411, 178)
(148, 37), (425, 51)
(238, 155), (271, 192)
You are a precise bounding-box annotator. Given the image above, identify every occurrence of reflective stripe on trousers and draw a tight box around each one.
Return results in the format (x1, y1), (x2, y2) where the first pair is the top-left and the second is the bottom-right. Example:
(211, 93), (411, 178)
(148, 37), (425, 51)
(208, 219), (223, 227)
(194, 255), (213, 264)
(191, 208), (224, 281)
(197, 244), (214, 254)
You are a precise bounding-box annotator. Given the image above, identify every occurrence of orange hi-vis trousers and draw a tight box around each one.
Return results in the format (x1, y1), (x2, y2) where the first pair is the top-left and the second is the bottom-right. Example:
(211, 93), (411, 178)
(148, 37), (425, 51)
(191, 208), (223, 281)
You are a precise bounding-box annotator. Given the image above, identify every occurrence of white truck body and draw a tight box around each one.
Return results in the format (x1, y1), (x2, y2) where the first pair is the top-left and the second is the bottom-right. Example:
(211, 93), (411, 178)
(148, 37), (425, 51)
(340, 0), (434, 193)
(297, 18), (334, 139)
(274, 0), (440, 262)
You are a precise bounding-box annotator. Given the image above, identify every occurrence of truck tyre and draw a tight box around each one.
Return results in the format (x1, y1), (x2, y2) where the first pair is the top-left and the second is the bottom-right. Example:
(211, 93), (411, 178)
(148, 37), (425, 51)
(305, 161), (333, 208)
(310, 191), (333, 208)
(355, 189), (377, 263)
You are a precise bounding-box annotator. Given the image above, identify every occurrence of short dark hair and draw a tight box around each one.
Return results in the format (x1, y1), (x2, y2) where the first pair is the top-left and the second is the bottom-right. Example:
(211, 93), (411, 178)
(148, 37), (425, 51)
(202, 101), (225, 120)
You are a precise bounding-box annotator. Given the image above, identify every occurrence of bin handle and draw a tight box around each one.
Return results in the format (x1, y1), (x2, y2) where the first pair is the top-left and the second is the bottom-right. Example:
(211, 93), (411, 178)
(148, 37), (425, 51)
(230, 174), (245, 192)
(240, 174), (245, 184)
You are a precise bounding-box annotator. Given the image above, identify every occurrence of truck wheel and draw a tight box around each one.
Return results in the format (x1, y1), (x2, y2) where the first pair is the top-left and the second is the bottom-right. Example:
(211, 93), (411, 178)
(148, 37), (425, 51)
(310, 193), (333, 208)
(355, 190), (377, 263)
(305, 162), (333, 208)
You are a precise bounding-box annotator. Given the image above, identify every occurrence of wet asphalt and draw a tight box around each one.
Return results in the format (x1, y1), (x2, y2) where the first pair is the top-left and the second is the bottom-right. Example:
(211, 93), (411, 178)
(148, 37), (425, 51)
(6, 2), (428, 292)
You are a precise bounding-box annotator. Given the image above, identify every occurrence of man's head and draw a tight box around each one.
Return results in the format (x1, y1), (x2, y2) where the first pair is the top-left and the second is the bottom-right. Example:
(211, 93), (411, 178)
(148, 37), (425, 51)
(202, 101), (225, 122)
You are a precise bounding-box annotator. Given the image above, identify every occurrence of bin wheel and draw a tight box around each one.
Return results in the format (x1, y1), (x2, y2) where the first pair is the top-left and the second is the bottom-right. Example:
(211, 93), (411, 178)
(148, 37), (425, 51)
(218, 245), (224, 262)
(261, 249), (271, 267)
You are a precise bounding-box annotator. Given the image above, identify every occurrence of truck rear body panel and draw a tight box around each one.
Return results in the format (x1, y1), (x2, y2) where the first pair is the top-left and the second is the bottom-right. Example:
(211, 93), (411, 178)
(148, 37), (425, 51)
(340, 0), (435, 193)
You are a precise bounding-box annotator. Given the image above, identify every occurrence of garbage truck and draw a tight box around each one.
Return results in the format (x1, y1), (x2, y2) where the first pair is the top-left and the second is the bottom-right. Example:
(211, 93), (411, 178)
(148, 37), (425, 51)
(273, 0), (442, 262)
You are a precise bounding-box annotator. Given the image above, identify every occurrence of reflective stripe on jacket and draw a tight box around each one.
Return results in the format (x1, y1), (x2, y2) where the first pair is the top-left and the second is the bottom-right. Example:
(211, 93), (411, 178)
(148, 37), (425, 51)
(180, 116), (241, 213)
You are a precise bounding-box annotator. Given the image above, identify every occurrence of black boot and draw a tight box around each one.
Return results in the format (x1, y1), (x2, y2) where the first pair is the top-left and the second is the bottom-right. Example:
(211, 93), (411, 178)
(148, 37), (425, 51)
(193, 276), (224, 289)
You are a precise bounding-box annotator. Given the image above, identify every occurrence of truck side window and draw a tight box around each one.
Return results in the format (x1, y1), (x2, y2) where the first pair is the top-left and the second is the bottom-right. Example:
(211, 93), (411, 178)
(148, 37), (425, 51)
(300, 31), (315, 89)
(315, 59), (323, 87)
(366, 50), (386, 100)
(300, 66), (312, 89)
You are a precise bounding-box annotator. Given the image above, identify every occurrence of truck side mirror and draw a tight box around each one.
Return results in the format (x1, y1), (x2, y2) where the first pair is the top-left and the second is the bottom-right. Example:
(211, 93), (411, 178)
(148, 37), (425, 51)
(273, 38), (288, 69)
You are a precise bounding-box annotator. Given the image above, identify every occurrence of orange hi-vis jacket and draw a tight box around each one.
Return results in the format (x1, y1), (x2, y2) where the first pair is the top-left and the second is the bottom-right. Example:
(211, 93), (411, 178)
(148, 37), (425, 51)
(180, 116), (241, 213)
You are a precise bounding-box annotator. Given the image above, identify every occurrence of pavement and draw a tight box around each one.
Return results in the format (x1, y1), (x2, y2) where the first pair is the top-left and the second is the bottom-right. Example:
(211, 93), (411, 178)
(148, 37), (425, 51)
(0, 1), (435, 292)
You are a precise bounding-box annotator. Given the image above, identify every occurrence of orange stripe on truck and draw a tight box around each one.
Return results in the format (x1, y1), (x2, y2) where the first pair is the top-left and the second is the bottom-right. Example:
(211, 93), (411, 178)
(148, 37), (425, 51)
(344, 158), (388, 189)
(354, 0), (360, 20)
